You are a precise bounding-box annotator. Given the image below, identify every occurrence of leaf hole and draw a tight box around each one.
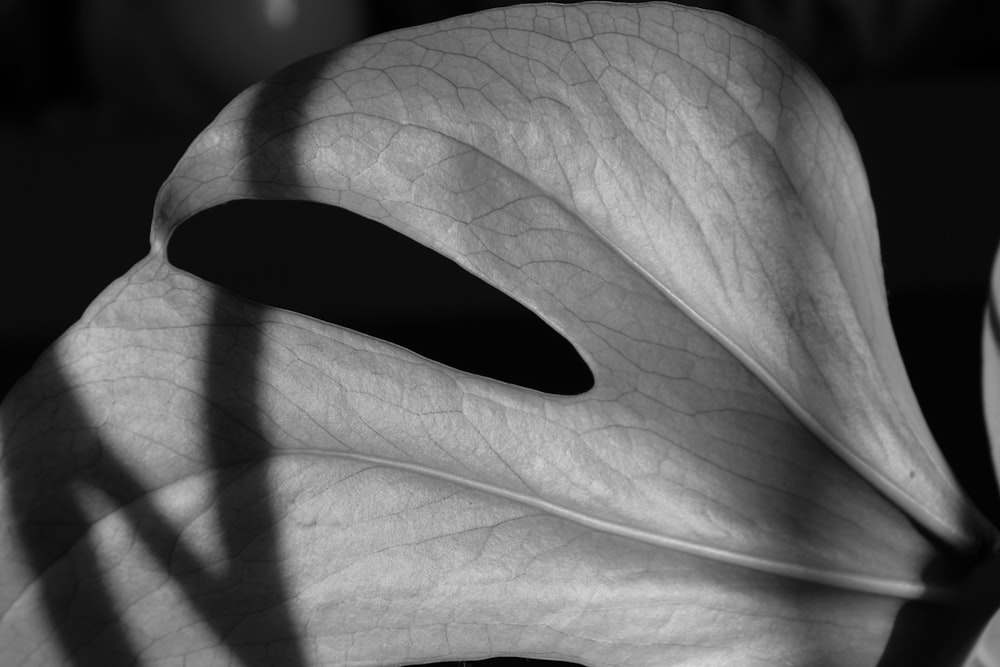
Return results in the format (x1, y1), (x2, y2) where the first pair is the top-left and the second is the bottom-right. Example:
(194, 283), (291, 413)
(168, 200), (594, 395)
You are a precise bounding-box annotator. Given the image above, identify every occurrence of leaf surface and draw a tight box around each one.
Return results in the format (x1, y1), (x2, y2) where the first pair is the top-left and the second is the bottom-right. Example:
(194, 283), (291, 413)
(1, 3), (993, 666)
(986, 239), (1000, 490)
(966, 235), (1000, 667)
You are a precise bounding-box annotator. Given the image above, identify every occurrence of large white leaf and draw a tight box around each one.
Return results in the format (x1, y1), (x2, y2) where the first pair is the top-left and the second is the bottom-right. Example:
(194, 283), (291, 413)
(2, 3), (995, 665)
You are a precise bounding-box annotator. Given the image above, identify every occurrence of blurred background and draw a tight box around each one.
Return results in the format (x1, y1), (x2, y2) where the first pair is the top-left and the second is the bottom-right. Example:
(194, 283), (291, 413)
(0, 2), (998, 664)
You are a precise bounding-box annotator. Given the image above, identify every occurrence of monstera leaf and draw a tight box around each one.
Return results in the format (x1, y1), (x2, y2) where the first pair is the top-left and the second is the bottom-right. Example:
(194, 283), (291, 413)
(2, 3), (998, 665)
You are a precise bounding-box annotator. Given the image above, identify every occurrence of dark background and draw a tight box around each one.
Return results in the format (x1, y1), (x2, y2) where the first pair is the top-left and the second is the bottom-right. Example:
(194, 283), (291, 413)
(1, 1), (999, 665)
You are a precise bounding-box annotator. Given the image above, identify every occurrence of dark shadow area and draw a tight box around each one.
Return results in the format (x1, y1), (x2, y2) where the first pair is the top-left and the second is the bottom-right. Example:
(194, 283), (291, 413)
(168, 199), (595, 396)
(1, 62), (311, 667)
(877, 525), (988, 666)
(4, 365), (146, 664)
(0, 337), (52, 404)
(2, 338), (306, 665)
(184, 61), (310, 667)
(877, 290), (1000, 665)
(878, 597), (965, 666)
(196, 289), (308, 666)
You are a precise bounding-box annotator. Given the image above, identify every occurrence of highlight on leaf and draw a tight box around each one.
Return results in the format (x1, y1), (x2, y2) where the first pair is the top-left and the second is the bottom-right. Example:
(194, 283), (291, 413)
(2, 3), (998, 667)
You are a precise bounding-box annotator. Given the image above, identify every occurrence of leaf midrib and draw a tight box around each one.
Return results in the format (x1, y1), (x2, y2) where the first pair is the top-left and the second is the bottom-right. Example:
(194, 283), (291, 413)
(278, 446), (943, 600)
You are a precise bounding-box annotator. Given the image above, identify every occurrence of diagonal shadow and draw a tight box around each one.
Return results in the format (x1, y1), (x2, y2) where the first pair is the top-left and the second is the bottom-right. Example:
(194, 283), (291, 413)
(1, 58), (323, 666)
(4, 343), (306, 665)
(4, 380), (144, 664)
(2, 294), (305, 666)
(197, 289), (307, 667)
